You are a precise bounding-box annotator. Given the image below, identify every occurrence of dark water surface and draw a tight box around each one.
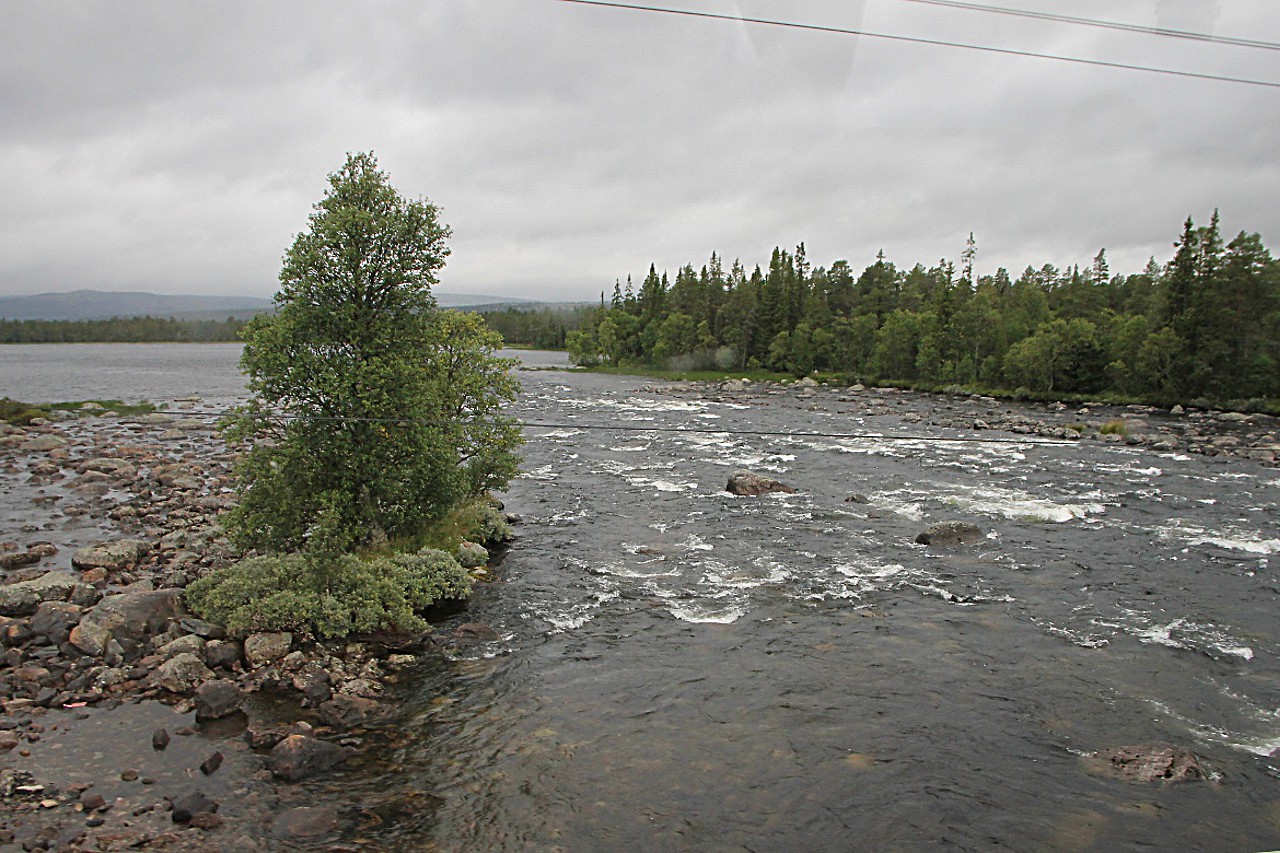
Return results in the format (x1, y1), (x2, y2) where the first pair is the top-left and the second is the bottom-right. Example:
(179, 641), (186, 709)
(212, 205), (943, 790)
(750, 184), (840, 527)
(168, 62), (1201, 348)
(6, 344), (1280, 850)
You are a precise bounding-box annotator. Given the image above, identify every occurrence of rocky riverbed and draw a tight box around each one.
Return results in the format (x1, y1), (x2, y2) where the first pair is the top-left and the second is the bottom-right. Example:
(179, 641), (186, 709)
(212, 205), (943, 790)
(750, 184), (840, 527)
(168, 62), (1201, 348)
(0, 401), (510, 851)
(0, 380), (1275, 850)
(656, 377), (1280, 466)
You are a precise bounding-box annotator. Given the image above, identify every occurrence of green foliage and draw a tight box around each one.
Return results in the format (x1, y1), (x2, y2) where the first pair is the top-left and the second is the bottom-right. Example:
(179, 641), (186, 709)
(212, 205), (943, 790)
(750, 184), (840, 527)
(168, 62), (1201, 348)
(222, 152), (522, 553)
(1099, 419), (1129, 437)
(0, 316), (249, 343)
(568, 214), (1278, 408)
(185, 548), (472, 638)
(0, 398), (47, 425)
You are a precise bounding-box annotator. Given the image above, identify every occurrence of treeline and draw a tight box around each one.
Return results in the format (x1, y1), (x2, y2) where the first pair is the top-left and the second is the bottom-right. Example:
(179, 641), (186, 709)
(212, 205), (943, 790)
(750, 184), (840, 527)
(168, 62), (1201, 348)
(475, 306), (592, 349)
(0, 316), (248, 343)
(567, 212), (1279, 405)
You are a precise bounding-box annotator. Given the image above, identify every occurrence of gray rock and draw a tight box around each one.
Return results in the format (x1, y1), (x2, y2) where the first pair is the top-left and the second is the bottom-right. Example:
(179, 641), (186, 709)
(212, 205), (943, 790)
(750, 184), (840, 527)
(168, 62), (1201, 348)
(153, 652), (214, 693)
(1084, 744), (1208, 783)
(267, 735), (348, 781)
(171, 790), (219, 824)
(726, 470), (798, 496)
(157, 634), (205, 660)
(71, 539), (147, 572)
(28, 602), (82, 645)
(272, 806), (342, 840)
(178, 616), (226, 640)
(915, 521), (985, 548)
(318, 695), (381, 728)
(0, 573), (80, 617)
(244, 631), (292, 667)
(203, 639), (242, 671)
(68, 588), (183, 657)
(456, 541), (489, 569)
(194, 680), (243, 721)
(20, 435), (67, 452)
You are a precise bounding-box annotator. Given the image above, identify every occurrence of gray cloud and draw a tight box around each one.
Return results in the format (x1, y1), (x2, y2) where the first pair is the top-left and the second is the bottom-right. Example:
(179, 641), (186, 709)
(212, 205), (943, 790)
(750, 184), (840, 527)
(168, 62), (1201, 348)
(2, 0), (1276, 301)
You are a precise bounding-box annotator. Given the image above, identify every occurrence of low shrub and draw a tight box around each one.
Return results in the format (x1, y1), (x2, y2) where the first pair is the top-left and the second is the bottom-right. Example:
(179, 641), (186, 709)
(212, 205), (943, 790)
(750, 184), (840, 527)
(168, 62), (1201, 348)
(185, 547), (472, 639)
(0, 398), (48, 425)
(1099, 419), (1129, 437)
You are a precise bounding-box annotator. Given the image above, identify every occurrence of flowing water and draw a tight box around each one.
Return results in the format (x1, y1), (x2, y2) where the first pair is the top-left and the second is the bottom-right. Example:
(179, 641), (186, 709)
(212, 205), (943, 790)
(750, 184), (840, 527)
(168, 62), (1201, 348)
(4, 344), (1280, 850)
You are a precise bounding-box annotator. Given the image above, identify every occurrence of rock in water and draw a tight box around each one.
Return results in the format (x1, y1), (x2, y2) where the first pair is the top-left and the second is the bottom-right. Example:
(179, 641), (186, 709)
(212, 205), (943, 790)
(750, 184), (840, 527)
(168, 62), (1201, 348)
(171, 790), (219, 824)
(726, 470), (797, 496)
(1084, 744), (1208, 783)
(914, 521), (984, 547)
(267, 735), (348, 781)
(194, 679), (243, 720)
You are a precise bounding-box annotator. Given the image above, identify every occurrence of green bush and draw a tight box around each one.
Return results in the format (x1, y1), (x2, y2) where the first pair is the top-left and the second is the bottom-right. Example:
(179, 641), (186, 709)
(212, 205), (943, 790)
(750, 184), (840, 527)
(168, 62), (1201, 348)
(0, 398), (48, 425)
(185, 547), (472, 639)
(1099, 418), (1129, 437)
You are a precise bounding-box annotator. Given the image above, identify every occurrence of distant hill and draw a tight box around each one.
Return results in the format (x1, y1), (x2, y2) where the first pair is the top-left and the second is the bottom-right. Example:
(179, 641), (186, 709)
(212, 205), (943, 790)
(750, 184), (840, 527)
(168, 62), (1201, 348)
(0, 290), (273, 321)
(0, 289), (534, 320)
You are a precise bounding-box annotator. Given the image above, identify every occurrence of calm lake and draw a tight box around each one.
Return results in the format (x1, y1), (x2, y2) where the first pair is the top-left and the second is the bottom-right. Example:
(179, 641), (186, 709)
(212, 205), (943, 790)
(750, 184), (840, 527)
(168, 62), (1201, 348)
(4, 342), (1280, 851)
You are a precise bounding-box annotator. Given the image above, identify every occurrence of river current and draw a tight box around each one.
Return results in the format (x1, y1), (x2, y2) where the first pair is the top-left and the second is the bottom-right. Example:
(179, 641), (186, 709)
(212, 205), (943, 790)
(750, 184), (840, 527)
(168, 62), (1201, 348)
(4, 344), (1280, 850)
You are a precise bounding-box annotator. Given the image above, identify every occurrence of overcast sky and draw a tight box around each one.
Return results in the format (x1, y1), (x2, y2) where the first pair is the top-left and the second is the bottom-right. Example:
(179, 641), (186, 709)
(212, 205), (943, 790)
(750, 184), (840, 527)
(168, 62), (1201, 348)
(3, 0), (1277, 302)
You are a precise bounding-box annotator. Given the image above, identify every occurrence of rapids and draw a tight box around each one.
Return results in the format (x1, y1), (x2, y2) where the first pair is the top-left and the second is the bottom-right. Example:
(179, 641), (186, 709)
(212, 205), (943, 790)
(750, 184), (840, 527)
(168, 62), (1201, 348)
(305, 367), (1280, 851)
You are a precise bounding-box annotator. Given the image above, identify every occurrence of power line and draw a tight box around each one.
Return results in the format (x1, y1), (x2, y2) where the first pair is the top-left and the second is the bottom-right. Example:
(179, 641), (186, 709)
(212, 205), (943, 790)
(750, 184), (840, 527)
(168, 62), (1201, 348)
(899, 0), (1280, 53)
(553, 0), (1280, 90)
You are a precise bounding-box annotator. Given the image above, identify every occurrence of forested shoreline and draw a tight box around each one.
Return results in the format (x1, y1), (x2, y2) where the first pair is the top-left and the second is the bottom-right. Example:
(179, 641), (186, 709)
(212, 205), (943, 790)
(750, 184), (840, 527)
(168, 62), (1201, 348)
(0, 315), (247, 343)
(567, 213), (1279, 409)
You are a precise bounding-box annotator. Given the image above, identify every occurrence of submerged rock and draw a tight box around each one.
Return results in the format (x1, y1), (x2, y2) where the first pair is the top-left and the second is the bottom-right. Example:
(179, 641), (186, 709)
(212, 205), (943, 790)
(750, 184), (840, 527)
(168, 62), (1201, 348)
(914, 521), (984, 547)
(267, 735), (348, 781)
(194, 679), (243, 720)
(726, 470), (797, 496)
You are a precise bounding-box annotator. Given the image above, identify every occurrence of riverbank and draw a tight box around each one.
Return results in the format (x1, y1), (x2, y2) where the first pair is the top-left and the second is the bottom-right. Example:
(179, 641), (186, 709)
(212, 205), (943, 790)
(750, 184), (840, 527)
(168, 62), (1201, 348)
(0, 402), (513, 850)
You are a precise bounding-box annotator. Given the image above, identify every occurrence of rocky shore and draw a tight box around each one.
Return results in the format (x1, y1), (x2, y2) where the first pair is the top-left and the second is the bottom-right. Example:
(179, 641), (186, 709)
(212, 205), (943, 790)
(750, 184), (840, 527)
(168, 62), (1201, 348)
(0, 400), (512, 851)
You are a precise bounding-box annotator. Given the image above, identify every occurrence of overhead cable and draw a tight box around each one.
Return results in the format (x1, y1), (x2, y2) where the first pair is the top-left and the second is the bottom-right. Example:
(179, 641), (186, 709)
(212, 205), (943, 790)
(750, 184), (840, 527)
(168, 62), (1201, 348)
(899, 0), (1280, 53)
(553, 0), (1280, 90)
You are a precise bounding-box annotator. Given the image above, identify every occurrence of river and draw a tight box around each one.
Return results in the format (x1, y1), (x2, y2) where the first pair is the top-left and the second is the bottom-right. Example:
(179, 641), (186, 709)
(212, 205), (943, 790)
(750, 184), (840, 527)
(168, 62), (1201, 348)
(3, 343), (1280, 850)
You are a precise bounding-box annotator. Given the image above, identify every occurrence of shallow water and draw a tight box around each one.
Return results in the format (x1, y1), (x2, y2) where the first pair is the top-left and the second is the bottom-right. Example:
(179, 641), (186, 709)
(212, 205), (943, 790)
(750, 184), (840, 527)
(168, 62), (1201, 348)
(5, 344), (1280, 850)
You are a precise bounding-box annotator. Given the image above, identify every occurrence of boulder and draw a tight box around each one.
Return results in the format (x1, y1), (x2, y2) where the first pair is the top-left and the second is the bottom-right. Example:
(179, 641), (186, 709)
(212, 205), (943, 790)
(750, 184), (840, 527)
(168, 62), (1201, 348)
(156, 634), (205, 660)
(153, 652), (214, 693)
(28, 602), (82, 645)
(20, 435), (66, 452)
(244, 632), (292, 667)
(69, 588), (183, 656)
(272, 806), (343, 840)
(456, 541), (489, 569)
(194, 680), (243, 721)
(71, 539), (147, 572)
(267, 735), (348, 782)
(1084, 744), (1208, 783)
(318, 695), (382, 729)
(915, 521), (985, 548)
(0, 573), (80, 617)
(726, 470), (797, 496)
(170, 790), (219, 824)
(203, 639), (242, 671)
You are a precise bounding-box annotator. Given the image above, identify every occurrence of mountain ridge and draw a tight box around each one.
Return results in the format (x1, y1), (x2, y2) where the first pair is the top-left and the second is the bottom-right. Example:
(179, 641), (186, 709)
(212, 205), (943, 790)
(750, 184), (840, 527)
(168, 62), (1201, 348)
(0, 289), (532, 320)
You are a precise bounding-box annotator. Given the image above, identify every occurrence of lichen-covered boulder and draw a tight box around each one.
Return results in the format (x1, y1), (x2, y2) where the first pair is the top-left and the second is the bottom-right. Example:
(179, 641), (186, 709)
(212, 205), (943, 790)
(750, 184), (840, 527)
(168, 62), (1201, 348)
(914, 521), (984, 548)
(726, 470), (797, 496)
(71, 539), (148, 572)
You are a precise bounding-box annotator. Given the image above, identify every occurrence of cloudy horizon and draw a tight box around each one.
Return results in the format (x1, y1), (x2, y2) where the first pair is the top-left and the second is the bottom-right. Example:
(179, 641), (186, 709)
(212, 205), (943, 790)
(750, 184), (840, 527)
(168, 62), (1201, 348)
(3, 0), (1276, 302)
